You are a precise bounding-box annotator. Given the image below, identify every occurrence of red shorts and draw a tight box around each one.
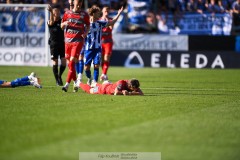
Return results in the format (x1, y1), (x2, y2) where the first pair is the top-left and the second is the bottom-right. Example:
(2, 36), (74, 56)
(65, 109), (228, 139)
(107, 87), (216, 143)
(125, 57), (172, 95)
(102, 42), (113, 56)
(65, 42), (84, 60)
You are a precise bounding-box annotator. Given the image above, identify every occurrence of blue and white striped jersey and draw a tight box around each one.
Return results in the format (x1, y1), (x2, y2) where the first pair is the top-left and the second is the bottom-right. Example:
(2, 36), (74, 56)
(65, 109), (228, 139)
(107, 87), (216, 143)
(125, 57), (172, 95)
(84, 20), (108, 50)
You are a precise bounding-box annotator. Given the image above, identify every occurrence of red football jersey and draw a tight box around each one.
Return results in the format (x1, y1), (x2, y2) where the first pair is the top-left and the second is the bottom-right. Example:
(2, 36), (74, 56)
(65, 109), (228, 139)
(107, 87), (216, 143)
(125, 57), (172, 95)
(100, 80), (129, 95)
(100, 17), (113, 43)
(62, 10), (90, 43)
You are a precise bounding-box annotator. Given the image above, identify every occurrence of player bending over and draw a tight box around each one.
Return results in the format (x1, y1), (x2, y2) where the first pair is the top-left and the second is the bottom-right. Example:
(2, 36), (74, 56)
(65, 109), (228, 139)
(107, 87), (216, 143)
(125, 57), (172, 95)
(79, 78), (143, 96)
(0, 72), (42, 88)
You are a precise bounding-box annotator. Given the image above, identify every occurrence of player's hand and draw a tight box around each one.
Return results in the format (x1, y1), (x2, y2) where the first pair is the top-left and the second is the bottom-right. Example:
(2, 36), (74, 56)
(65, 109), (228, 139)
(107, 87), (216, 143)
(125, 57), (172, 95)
(122, 90), (129, 96)
(47, 5), (52, 12)
(81, 33), (87, 39)
(68, 0), (73, 5)
(118, 6), (124, 15)
(61, 21), (69, 29)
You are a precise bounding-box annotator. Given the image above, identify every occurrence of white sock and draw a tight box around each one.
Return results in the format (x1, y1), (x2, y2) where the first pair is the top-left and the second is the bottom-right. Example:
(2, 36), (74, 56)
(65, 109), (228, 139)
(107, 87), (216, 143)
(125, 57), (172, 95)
(64, 83), (69, 87)
(77, 73), (82, 80)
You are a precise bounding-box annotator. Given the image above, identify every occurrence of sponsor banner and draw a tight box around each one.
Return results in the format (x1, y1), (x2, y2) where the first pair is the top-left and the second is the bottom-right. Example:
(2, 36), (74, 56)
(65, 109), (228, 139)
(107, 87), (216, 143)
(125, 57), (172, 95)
(0, 10), (45, 33)
(113, 34), (188, 51)
(111, 50), (240, 68)
(0, 32), (45, 47)
(0, 32), (47, 66)
(0, 47), (47, 66)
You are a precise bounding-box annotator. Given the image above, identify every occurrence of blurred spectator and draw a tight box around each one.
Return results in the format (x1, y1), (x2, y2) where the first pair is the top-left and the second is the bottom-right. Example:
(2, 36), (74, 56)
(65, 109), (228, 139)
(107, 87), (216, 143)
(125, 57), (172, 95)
(127, 0), (152, 33)
(166, 0), (181, 27)
(143, 11), (158, 33)
(99, 0), (111, 7)
(231, 0), (240, 34)
(186, 0), (197, 13)
(196, 0), (208, 14)
(207, 0), (224, 13)
(88, 0), (100, 8)
(49, 0), (64, 13)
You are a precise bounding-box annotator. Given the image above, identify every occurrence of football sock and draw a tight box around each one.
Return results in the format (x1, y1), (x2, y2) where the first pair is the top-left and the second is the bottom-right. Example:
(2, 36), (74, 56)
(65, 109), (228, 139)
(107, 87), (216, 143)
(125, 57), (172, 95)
(66, 62), (72, 83)
(64, 82), (70, 88)
(85, 70), (91, 79)
(93, 67), (99, 82)
(77, 73), (82, 80)
(75, 61), (80, 74)
(80, 83), (91, 93)
(53, 65), (59, 82)
(69, 60), (76, 81)
(79, 60), (84, 74)
(59, 65), (66, 77)
(102, 61), (109, 74)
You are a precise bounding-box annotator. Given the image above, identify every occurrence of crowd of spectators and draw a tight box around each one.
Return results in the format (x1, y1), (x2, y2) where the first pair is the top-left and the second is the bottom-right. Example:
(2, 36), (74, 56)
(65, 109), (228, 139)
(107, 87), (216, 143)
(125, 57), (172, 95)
(0, 0), (239, 34)
(0, 0), (127, 13)
(126, 0), (240, 34)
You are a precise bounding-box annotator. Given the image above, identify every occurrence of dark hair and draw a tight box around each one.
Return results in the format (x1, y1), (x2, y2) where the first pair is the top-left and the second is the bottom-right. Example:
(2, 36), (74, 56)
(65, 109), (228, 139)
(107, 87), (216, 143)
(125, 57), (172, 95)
(130, 78), (140, 88)
(88, 6), (101, 16)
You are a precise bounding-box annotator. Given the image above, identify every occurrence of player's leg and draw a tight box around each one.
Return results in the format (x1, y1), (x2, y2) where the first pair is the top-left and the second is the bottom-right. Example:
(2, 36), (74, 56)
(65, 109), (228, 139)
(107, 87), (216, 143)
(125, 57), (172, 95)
(50, 45), (60, 85)
(10, 77), (31, 87)
(92, 48), (101, 86)
(62, 43), (72, 92)
(79, 83), (91, 93)
(52, 58), (59, 85)
(58, 45), (66, 86)
(0, 80), (12, 88)
(84, 49), (94, 85)
(100, 43), (112, 81)
(62, 43), (81, 92)
(76, 53), (84, 84)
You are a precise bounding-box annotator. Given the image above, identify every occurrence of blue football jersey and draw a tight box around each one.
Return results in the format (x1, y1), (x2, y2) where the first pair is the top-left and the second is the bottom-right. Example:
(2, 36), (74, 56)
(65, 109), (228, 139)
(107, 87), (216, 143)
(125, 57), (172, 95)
(85, 20), (108, 50)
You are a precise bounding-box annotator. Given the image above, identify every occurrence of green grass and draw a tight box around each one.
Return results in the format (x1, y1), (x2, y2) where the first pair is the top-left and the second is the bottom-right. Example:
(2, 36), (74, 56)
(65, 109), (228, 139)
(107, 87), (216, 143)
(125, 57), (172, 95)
(0, 66), (240, 160)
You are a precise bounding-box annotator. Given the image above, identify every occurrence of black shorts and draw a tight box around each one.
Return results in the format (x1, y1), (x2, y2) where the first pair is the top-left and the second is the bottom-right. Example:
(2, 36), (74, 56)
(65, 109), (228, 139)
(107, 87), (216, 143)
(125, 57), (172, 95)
(50, 44), (65, 60)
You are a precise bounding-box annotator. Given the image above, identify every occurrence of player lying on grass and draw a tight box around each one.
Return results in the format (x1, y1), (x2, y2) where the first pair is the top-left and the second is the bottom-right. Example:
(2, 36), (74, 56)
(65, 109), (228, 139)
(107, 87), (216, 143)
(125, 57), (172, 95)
(79, 78), (143, 96)
(0, 72), (42, 88)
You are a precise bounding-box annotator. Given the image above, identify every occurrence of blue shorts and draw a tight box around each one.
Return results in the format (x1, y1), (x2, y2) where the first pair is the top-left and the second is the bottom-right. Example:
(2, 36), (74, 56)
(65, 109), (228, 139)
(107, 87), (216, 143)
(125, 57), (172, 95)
(0, 80), (6, 85)
(84, 48), (101, 65)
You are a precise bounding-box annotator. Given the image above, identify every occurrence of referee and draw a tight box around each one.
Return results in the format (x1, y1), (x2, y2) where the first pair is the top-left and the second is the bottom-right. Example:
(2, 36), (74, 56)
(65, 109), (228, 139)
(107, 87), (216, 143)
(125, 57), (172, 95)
(47, 5), (66, 86)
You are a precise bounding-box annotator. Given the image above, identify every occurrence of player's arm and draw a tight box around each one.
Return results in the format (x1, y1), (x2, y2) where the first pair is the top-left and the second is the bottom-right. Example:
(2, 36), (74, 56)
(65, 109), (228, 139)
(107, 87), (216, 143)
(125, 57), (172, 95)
(129, 88), (144, 96)
(0, 81), (12, 88)
(82, 24), (90, 38)
(47, 5), (54, 26)
(106, 6), (123, 27)
(114, 87), (123, 95)
(61, 18), (68, 30)
(122, 89), (144, 96)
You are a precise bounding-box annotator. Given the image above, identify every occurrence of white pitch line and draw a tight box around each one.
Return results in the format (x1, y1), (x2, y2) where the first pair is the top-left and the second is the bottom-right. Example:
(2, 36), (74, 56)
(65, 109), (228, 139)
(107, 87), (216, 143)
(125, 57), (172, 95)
(142, 88), (240, 91)
(40, 86), (240, 92)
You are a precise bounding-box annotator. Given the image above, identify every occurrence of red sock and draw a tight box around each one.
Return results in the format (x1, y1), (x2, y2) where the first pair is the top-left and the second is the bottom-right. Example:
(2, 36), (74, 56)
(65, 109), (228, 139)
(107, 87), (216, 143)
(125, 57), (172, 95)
(80, 83), (91, 93)
(102, 61), (109, 74)
(66, 63), (72, 83)
(67, 61), (76, 83)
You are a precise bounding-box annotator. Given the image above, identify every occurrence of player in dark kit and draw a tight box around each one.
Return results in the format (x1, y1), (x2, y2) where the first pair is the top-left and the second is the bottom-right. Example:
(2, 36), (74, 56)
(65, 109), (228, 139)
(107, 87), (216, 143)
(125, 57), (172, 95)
(79, 78), (143, 96)
(47, 5), (66, 86)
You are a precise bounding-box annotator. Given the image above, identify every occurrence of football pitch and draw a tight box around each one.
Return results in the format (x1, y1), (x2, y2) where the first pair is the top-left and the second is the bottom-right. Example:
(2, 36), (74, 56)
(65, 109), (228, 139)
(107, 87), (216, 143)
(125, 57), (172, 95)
(0, 66), (240, 160)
